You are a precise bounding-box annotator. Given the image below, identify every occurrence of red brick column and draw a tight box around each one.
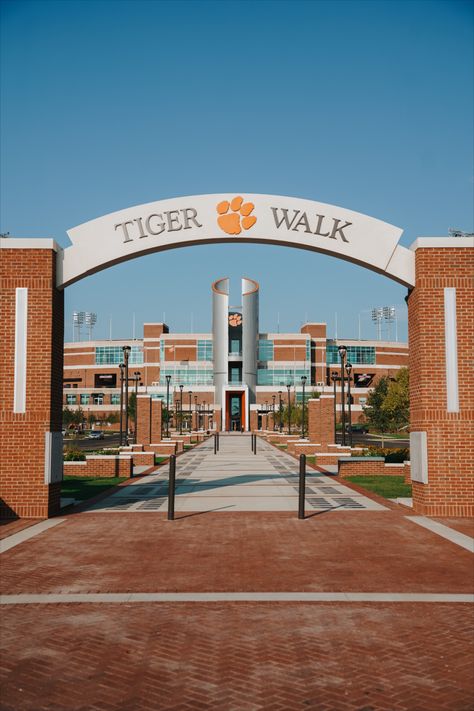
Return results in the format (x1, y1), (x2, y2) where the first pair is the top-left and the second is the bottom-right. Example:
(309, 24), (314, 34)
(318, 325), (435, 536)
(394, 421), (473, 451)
(408, 242), (474, 516)
(150, 398), (162, 442)
(307, 396), (335, 446)
(0, 244), (63, 518)
(136, 395), (152, 445)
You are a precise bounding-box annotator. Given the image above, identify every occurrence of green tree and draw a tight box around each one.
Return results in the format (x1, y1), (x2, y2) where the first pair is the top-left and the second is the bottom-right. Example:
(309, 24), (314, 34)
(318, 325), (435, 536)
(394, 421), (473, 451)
(382, 367), (409, 430)
(127, 392), (136, 422)
(363, 377), (392, 445)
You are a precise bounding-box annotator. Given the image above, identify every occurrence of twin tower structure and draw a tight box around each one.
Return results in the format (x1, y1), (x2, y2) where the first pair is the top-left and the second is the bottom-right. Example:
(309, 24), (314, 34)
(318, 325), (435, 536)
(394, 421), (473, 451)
(212, 277), (259, 431)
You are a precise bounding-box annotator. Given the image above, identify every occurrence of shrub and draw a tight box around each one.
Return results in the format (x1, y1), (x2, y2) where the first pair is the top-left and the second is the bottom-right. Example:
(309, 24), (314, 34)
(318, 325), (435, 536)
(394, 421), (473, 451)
(63, 448), (86, 462)
(357, 446), (409, 463)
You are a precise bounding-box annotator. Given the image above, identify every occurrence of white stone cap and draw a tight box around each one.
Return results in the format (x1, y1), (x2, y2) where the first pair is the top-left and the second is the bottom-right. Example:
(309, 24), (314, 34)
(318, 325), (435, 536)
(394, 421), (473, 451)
(410, 237), (474, 250)
(0, 237), (61, 252)
(85, 454), (132, 459)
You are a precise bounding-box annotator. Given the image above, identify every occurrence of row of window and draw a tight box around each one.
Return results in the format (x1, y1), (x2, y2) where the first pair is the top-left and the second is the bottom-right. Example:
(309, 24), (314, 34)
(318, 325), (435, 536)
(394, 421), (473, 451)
(326, 345), (376, 365)
(65, 393), (121, 406)
(257, 367), (311, 386)
(159, 368), (214, 386)
(95, 346), (143, 365)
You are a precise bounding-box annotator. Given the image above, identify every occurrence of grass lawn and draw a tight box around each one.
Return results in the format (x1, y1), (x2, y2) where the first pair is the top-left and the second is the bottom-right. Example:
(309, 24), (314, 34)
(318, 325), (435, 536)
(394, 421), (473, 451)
(277, 444), (288, 449)
(154, 455), (168, 465)
(61, 476), (126, 501)
(345, 475), (412, 499)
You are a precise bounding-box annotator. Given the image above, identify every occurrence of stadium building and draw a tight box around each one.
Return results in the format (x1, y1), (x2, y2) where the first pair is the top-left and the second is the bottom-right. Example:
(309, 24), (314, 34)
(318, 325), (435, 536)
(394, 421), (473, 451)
(63, 277), (408, 431)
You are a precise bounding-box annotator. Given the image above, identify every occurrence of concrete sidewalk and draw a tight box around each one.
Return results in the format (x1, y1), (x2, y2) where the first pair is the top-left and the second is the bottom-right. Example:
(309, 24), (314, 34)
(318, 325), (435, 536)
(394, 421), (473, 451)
(85, 434), (386, 513)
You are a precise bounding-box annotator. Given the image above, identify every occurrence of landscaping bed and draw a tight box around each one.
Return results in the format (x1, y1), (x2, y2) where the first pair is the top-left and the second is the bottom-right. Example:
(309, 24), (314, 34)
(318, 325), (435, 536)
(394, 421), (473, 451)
(61, 476), (127, 501)
(344, 475), (412, 499)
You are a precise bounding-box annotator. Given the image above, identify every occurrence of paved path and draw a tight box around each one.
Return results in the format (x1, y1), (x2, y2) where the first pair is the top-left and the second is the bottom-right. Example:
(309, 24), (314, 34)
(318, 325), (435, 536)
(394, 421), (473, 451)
(85, 434), (386, 513)
(1, 436), (473, 710)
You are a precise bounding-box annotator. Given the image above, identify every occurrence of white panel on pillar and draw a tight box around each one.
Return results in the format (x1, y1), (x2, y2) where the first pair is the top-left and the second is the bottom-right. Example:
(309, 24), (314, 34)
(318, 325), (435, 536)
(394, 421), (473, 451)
(410, 432), (428, 484)
(444, 288), (459, 413)
(14, 287), (28, 413)
(44, 432), (64, 483)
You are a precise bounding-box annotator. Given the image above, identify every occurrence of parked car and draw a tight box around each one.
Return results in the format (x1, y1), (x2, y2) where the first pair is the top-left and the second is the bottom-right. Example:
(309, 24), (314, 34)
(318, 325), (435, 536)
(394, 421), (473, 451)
(345, 424), (368, 434)
(88, 430), (104, 440)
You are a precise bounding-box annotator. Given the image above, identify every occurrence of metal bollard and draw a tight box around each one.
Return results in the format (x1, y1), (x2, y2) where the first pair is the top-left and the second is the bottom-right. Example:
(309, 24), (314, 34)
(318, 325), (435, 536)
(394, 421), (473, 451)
(298, 454), (306, 519)
(254, 434), (257, 455)
(214, 433), (217, 455)
(168, 454), (176, 520)
(216, 432), (219, 451)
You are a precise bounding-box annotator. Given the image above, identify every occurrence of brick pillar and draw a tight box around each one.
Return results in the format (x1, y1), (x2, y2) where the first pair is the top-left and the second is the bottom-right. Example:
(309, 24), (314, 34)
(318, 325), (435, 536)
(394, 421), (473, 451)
(136, 395), (152, 444)
(408, 241), (474, 516)
(150, 398), (162, 442)
(307, 396), (335, 446)
(0, 243), (63, 519)
(250, 409), (258, 432)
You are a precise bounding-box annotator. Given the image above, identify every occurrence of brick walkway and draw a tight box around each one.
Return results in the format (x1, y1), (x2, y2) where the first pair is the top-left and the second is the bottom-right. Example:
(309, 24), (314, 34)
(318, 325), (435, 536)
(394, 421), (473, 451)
(1, 438), (473, 710)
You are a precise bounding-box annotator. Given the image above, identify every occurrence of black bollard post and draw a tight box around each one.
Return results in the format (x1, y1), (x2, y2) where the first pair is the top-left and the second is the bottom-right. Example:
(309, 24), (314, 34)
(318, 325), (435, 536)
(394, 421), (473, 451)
(216, 432), (219, 451)
(254, 434), (257, 455)
(214, 433), (217, 455)
(298, 454), (306, 519)
(168, 454), (176, 520)
(251, 433), (254, 452)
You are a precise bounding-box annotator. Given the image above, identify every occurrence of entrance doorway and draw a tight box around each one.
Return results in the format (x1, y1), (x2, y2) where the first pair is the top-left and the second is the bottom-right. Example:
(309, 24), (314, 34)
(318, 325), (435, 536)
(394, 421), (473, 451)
(225, 391), (245, 431)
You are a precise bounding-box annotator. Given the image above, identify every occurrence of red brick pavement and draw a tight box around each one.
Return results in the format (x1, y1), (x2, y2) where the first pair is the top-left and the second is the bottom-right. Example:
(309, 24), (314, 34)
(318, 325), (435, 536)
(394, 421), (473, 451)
(1, 602), (473, 711)
(1, 511), (472, 595)
(0, 519), (41, 541)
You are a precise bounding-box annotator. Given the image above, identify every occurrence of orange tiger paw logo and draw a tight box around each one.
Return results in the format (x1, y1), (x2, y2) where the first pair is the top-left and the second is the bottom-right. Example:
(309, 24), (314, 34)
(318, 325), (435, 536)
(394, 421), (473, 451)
(216, 196), (257, 235)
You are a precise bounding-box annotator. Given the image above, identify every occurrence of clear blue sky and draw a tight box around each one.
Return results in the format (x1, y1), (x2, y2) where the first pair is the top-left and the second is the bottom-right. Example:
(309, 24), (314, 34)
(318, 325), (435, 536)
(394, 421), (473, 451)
(1, 0), (472, 343)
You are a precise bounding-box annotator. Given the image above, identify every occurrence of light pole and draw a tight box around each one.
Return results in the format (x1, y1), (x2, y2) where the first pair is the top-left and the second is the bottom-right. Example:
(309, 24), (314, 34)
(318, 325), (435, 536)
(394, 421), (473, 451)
(287, 382), (292, 435)
(133, 370), (141, 443)
(179, 384), (184, 435)
(119, 363), (125, 446)
(338, 345), (347, 446)
(188, 391), (192, 431)
(278, 391), (283, 433)
(345, 362), (353, 448)
(165, 374), (171, 438)
(265, 401), (268, 430)
(272, 395), (276, 431)
(194, 395), (198, 430)
(331, 371), (338, 444)
(301, 375), (307, 439)
(122, 346), (131, 445)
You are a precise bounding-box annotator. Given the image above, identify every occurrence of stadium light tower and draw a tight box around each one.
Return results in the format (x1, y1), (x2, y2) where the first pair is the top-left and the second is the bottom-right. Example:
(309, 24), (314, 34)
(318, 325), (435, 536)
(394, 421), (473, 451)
(73, 311), (85, 342)
(84, 312), (97, 341)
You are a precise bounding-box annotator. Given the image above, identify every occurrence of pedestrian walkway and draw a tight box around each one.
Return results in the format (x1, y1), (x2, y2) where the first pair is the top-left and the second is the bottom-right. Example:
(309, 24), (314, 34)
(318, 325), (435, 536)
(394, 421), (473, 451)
(85, 434), (386, 513)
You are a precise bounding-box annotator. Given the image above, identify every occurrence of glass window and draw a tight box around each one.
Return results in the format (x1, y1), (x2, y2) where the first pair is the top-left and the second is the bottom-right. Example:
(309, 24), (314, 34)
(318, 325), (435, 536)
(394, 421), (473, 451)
(80, 394), (90, 405)
(95, 346), (143, 365)
(230, 367), (240, 383)
(197, 340), (213, 361)
(258, 340), (274, 361)
(160, 368), (214, 386)
(326, 345), (376, 365)
(111, 394), (120, 405)
(66, 394), (76, 405)
(230, 339), (241, 354)
(257, 367), (310, 386)
(92, 394), (104, 405)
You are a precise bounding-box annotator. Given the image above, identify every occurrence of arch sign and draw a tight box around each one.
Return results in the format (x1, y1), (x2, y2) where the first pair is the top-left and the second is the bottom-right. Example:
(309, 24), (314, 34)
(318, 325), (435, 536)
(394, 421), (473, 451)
(58, 194), (415, 288)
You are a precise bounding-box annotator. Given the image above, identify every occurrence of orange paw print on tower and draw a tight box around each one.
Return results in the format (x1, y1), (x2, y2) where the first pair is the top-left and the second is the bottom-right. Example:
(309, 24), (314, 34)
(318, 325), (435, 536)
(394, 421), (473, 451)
(216, 196), (257, 235)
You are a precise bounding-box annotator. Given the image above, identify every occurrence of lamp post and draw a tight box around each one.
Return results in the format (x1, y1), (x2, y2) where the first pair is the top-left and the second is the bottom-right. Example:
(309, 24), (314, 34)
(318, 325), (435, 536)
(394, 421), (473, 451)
(165, 374), (171, 438)
(331, 371), (338, 444)
(119, 363), (125, 446)
(287, 382), (292, 435)
(345, 362), (353, 448)
(272, 395), (276, 431)
(301, 375), (307, 439)
(194, 395), (198, 430)
(188, 391), (192, 431)
(278, 391), (283, 433)
(179, 384), (184, 435)
(122, 345), (131, 445)
(133, 371), (141, 443)
(338, 345), (347, 446)
(265, 401), (268, 430)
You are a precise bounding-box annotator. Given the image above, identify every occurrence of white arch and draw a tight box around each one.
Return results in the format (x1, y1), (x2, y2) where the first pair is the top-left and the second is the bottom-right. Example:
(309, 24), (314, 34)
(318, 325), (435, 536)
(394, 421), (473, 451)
(57, 193), (415, 288)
